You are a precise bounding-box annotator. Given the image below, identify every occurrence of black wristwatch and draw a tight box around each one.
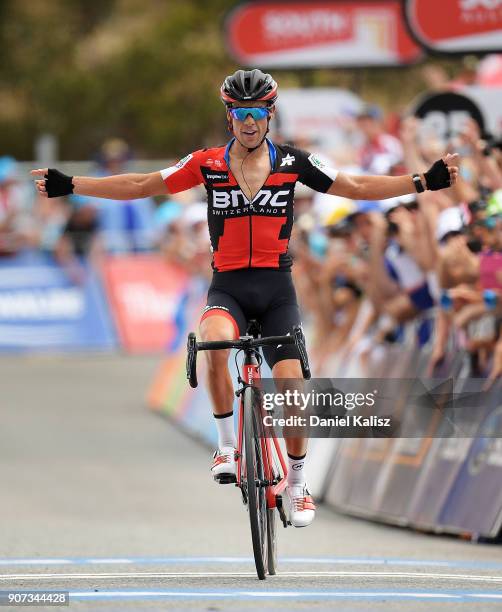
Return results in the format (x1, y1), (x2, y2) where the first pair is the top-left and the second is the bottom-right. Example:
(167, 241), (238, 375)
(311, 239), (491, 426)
(412, 173), (425, 193)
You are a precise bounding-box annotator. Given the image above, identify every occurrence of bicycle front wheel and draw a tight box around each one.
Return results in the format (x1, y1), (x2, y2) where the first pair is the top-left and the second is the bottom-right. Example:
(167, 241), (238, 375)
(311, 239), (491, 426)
(243, 386), (268, 580)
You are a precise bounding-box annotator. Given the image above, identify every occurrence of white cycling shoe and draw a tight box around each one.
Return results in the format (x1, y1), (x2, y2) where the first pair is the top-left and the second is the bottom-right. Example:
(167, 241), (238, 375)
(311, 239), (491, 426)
(286, 484), (316, 528)
(211, 446), (236, 484)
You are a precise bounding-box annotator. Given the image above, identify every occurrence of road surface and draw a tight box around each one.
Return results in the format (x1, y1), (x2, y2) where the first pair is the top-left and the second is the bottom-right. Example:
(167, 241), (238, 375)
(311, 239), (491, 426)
(1, 354), (501, 610)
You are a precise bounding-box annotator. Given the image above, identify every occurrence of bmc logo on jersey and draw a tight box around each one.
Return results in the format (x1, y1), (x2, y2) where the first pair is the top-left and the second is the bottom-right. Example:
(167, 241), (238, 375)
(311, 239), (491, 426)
(212, 189), (291, 209)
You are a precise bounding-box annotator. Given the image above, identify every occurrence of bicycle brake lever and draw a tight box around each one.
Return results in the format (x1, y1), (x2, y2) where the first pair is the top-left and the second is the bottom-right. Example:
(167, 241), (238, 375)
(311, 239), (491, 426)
(293, 326), (311, 380)
(186, 332), (198, 388)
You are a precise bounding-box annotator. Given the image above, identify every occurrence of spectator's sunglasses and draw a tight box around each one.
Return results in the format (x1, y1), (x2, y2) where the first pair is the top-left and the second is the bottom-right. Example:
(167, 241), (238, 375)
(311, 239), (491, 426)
(229, 107), (271, 121)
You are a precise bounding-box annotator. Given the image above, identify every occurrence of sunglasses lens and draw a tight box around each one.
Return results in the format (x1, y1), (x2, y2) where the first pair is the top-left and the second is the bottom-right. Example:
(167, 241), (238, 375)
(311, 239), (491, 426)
(231, 107), (269, 121)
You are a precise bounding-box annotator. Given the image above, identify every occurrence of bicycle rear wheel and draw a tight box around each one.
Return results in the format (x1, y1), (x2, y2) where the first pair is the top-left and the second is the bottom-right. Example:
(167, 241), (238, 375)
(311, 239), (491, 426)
(243, 386), (268, 580)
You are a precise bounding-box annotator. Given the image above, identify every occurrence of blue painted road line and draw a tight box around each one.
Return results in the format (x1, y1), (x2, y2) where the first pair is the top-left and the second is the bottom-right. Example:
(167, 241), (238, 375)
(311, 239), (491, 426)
(66, 588), (502, 602)
(1, 556), (502, 570)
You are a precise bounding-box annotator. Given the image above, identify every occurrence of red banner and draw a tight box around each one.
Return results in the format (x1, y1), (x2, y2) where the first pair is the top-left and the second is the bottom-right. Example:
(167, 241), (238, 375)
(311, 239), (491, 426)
(102, 255), (189, 354)
(405, 0), (502, 53)
(226, 1), (421, 67)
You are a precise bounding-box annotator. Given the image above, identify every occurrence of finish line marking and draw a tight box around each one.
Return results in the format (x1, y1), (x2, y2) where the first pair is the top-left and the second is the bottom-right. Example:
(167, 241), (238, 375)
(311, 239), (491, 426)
(1, 571), (502, 583)
(1, 557), (502, 570)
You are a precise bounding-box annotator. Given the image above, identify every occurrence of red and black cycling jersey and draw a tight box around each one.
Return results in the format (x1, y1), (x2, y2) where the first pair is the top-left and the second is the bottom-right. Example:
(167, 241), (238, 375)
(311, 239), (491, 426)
(160, 138), (338, 272)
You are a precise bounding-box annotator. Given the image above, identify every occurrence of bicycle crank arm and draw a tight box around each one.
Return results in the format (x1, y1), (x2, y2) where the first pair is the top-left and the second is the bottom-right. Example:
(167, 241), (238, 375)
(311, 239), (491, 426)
(276, 495), (289, 528)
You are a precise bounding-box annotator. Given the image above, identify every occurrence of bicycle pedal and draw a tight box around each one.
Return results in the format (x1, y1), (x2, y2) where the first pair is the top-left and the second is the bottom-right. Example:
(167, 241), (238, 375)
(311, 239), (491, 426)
(214, 474), (237, 485)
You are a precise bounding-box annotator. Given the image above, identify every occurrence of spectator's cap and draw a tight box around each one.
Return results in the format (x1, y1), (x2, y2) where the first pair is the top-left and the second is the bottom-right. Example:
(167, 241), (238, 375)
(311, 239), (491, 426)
(436, 206), (466, 242)
(357, 104), (383, 120)
(69, 194), (95, 210)
(0, 156), (17, 182)
(183, 202), (207, 226)
(154, 200), (182, 229)
(487, 189), (502, 216)
(349, 200), (382, 219)
(380, 193), (416, 214)
(323, 199), (357, 227)
(101, 138), (130, 161)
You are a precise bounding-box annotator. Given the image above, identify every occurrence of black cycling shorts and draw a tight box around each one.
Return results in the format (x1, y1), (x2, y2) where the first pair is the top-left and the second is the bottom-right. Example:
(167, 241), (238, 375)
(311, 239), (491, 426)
(201, 269), (302, 368)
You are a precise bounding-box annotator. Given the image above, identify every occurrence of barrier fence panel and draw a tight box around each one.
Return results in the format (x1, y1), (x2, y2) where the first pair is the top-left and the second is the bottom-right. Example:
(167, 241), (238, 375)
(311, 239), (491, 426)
(0, 251), (116, 351)
(437, 380), (502, 538)
(321, 328), (502, 540)
(101, 255), (190, 354)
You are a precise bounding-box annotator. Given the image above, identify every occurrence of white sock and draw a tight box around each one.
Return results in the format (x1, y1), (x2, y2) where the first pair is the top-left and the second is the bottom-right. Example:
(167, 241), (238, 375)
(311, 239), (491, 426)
(213, 411), (236, 449)
(287, 453), (306, 488)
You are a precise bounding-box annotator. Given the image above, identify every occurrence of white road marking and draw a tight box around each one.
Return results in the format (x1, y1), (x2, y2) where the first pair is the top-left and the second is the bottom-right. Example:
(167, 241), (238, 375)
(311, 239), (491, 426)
(1, 557), (501, 570)
(1, 571), (502, 583)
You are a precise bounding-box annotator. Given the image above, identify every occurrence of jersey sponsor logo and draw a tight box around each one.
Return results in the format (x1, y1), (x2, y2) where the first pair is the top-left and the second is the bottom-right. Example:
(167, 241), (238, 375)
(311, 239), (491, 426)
(212, 188), (291, 209)
(308, 153), (325, 169)
(206, 172), (229, 181)
(175, 153), (193, 169)
(203, 305), (229, 314)
(280, 154), (295, 167)
(205, 158), (223, 168)
(201, 167), (229, 183)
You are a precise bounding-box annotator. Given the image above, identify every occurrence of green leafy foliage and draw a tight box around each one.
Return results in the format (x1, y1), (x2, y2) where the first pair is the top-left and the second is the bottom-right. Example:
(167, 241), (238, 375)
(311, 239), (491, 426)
(0, 0), (464, 160)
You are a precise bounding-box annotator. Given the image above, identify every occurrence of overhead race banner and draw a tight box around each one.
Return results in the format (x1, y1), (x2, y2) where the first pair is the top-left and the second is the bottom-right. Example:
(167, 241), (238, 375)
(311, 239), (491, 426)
(0, 252), (116, 351)
(101, 255), (189, 354)
(405, 0), (502, 54)
(226, 1), (422, 67)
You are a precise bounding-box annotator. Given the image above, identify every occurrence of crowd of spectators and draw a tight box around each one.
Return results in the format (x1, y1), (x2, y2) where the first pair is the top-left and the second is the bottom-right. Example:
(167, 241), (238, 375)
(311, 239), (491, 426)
(290, 110), (502, 387)
(1, 60), (501, 385)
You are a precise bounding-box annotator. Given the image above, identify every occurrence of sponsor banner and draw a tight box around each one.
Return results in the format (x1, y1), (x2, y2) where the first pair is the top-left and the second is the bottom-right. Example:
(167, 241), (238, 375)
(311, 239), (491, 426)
(405, 353), (469, 529)
(226, 1), (422, 67)
(438, 380), (502, 537)
(0, 251), (116, 351)
(411, 90), (487, 144)
(101, 255), (189, 354)
(324, 341), (502, 538)
(370, 348), (447, 520)
(405, 0), (502, 54)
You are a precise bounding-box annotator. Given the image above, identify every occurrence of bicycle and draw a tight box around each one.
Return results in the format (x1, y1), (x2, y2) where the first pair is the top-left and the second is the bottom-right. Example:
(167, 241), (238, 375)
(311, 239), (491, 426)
(186, 320), (311, 580)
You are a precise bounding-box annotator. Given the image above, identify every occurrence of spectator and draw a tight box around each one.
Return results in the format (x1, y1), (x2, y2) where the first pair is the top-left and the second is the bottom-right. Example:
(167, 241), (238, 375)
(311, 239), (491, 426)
(356, 105), (403, 175)
(53, 195), (102, 284)
(0, 156), (36, 256)
(94, 138), (157, 252)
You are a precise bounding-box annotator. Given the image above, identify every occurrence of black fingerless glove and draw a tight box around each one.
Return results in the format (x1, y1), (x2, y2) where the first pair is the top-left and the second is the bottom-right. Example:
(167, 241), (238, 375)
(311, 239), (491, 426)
(424, 159), (450, 191)
(45, 168), (74, 198)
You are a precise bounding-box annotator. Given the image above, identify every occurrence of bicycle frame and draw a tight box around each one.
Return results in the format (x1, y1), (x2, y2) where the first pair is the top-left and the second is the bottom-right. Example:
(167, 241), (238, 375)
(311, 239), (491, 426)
(236, 352), (289, 509)
(186, 323), (310, 510)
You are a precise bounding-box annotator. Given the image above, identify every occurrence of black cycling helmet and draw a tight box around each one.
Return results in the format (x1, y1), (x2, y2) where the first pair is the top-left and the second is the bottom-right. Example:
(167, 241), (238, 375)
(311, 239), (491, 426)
(220, 69), (278, 106)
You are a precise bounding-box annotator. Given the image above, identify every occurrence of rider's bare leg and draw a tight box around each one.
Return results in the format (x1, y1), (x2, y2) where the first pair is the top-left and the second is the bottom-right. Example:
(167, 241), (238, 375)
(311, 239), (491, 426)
(199, 314), (236, 417)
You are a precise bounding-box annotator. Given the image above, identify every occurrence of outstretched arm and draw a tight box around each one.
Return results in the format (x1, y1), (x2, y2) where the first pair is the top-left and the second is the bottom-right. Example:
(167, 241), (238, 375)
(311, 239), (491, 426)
(31, 168), (168, 200)
(328, 153), (459, 200)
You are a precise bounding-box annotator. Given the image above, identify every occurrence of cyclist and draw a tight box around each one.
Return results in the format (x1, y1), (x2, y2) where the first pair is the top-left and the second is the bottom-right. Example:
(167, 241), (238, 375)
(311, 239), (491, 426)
(32, 69), (458, 528)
